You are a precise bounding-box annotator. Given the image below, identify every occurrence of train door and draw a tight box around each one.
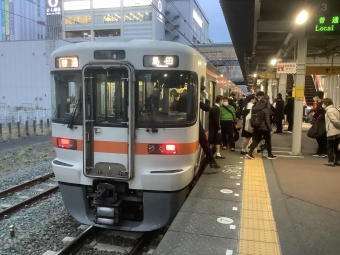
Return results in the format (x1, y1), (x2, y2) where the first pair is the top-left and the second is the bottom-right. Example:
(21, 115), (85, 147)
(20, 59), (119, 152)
(83, 65), (135, 180)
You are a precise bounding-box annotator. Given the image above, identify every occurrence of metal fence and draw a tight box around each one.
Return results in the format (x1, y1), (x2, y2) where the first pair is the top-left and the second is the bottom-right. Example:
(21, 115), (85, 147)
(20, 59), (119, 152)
(0, 110), (52, 141)
(0, 110), (51, 127)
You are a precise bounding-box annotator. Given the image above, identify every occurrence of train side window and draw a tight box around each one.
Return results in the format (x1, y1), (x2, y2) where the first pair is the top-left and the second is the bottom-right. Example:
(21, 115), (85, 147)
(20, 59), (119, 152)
(136, 71), (197, 127)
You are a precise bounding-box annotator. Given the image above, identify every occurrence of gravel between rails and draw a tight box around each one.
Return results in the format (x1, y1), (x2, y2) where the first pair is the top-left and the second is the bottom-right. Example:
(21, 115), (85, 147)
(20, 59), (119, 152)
(0, 137), (147, 255)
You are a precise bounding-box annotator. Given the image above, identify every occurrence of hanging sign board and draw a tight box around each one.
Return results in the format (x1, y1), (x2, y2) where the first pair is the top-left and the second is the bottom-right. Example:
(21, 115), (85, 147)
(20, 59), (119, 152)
(277, 63), (297, 74)
(305, 66), (340, 75)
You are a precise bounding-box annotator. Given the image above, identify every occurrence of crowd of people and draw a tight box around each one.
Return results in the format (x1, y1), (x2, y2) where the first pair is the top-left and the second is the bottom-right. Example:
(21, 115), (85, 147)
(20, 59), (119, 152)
(199, 88), (340, 167)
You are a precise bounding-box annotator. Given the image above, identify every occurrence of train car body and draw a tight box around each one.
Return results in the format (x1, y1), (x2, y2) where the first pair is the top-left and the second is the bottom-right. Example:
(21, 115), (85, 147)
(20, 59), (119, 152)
(50, 40), (227, 231)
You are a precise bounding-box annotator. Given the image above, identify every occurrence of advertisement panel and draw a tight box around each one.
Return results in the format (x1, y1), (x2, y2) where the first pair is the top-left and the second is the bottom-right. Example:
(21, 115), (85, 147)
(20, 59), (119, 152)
(9, 0), (13, 40)
(276, 63), (297, 74)
(5, 0), (9, 40)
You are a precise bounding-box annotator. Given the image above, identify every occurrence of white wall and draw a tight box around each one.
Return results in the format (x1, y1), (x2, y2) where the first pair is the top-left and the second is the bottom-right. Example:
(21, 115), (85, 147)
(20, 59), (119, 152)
(0, 40), (69, 109)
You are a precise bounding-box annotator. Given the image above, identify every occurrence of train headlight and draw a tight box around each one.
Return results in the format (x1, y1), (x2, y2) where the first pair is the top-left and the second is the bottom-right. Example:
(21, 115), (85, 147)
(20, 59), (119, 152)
(148, 144), (177, 154)
(57, 138), (77, 150)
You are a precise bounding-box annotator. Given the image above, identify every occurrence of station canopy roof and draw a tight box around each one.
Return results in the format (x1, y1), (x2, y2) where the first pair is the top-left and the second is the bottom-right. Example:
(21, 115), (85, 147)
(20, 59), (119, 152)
(220, 0), (340, 87)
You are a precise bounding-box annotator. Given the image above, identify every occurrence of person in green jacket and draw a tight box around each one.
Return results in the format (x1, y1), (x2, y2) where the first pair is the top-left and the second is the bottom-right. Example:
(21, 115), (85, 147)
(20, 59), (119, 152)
(220, 97), (236, 151)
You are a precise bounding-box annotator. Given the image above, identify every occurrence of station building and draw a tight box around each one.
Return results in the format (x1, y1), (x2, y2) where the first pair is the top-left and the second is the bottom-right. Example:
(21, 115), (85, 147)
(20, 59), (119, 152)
(0, 0), (236, 112)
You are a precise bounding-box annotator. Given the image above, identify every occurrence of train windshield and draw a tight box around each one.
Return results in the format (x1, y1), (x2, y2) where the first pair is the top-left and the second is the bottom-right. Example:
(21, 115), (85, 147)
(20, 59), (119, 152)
(137, 71), (198, 127)
(51, 71), (83, 123)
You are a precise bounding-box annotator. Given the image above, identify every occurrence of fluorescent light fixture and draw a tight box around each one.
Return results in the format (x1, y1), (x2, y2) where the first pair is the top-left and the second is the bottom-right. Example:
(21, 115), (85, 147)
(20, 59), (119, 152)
(270, 59), (277, 65)
(296, 10), (308, 24)
(253, 74), (257, 78)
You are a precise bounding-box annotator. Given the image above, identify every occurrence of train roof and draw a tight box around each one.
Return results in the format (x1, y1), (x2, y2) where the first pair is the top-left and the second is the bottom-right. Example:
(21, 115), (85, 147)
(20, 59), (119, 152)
(51, 39), (200, 57)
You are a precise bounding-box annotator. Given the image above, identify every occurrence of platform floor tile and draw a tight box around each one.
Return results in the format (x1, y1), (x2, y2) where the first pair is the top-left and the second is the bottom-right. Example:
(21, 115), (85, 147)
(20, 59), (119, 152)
(180, 197), (242, 218)
(202, 169), (242, 180)
(189, 185), (243, 201)
(169, 211), (240, 239)
(197, 176), (243, 188)
(154, 231), (238, 255)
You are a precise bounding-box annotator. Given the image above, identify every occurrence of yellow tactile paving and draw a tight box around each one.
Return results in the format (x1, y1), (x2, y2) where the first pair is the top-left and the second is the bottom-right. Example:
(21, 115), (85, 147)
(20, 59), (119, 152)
(242, 203), (273, 212)
(241, 210), (274, 221)
(239, 156), (281, 254)
(243, 185), (268, 192)
(243, 196), (271, 204)
(243, 190), (269, 198)
(241, 218), (277, 231)
(238, 240), (281, 255)
(240, 229), (279, 243)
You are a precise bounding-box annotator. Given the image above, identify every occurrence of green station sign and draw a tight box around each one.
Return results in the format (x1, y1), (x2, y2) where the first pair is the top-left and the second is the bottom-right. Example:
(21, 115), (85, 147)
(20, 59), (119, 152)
(306, 14), (340, 36)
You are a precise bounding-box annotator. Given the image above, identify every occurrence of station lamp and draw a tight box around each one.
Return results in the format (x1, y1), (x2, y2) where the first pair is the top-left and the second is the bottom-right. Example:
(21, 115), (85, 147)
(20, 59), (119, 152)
(296, 10), (308, 24)
(253, 73), (257, 78)
(270, 59), (277, 65)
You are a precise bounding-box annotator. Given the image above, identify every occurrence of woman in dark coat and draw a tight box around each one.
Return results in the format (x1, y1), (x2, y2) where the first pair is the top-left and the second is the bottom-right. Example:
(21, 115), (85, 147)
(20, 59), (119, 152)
(240, 95), (256, 154)
(274, 93), (285, 133)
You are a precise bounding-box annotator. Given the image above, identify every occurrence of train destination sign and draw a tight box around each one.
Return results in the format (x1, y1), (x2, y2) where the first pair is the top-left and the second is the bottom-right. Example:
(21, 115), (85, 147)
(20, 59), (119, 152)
(143, 55), (179, 68)
(306, 15), (340, 36)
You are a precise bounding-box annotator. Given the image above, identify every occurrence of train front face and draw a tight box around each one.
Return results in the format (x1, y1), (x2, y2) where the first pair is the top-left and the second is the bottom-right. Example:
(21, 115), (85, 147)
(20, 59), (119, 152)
(50, 40), (206, 231)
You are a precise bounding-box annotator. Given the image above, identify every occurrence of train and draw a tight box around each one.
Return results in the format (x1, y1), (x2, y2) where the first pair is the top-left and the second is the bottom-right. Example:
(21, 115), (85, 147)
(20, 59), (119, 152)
(50, 39), (239, 231)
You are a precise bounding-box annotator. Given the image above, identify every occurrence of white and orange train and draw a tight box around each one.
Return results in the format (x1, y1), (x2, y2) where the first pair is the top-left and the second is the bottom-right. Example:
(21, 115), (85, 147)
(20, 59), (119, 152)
(50, 40), (237, 231)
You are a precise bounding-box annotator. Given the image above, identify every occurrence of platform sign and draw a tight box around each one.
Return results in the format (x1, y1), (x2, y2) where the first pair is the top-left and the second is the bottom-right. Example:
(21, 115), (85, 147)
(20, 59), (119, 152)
(260, 72), (276, 79)
(305, 66), (340, 75)
(306, 14), (340, 36)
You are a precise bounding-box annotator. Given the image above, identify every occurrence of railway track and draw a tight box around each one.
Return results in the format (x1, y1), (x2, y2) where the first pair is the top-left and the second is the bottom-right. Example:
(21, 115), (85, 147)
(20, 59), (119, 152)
(0, 172), (59, 219)
(52, 225), (156, 255)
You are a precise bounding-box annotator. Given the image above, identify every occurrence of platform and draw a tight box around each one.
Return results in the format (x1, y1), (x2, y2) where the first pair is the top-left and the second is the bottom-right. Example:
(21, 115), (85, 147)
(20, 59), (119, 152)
(154, 124), (340, 255)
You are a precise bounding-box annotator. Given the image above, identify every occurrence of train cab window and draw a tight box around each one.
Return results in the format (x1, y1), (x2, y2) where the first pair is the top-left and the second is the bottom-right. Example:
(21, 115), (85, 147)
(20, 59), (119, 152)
(51, 71), (83, 123)
(137, 71), (198, 127)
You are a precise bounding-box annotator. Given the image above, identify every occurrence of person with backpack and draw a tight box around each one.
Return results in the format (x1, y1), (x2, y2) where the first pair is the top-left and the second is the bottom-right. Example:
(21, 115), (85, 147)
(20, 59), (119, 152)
(246, 98), (277, 160)
(220, 96), (236, 151)
(321, 98), (340, 167)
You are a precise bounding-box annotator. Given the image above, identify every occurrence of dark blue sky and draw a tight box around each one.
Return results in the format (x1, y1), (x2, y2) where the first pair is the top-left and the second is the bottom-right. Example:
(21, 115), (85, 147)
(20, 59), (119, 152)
(197, 0), (231, 43)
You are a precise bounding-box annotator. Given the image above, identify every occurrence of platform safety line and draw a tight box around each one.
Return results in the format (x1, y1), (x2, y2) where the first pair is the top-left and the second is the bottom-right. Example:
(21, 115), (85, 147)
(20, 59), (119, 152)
(238, 156), (282, 255)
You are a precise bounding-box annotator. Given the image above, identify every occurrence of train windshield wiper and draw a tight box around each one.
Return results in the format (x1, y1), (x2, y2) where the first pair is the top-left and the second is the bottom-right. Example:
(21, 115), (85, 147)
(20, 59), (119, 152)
(67, 99), (80, 130)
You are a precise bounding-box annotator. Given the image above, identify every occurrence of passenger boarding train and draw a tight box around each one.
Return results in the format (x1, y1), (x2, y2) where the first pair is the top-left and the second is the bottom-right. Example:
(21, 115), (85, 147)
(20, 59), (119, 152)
(50, 40), (237, 231)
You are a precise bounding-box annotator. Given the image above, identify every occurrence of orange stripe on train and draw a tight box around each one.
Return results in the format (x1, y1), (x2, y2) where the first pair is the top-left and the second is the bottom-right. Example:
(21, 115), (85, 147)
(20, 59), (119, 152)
(52, 137), (199, 155)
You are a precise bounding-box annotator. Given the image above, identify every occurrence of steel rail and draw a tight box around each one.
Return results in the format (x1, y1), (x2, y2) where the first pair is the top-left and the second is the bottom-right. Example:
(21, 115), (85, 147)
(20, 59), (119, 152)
(0, 172), (55, 198)
(129, 232), (155, 255)
(0, 186), (59, 218)
(56, 226), (101, 255)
